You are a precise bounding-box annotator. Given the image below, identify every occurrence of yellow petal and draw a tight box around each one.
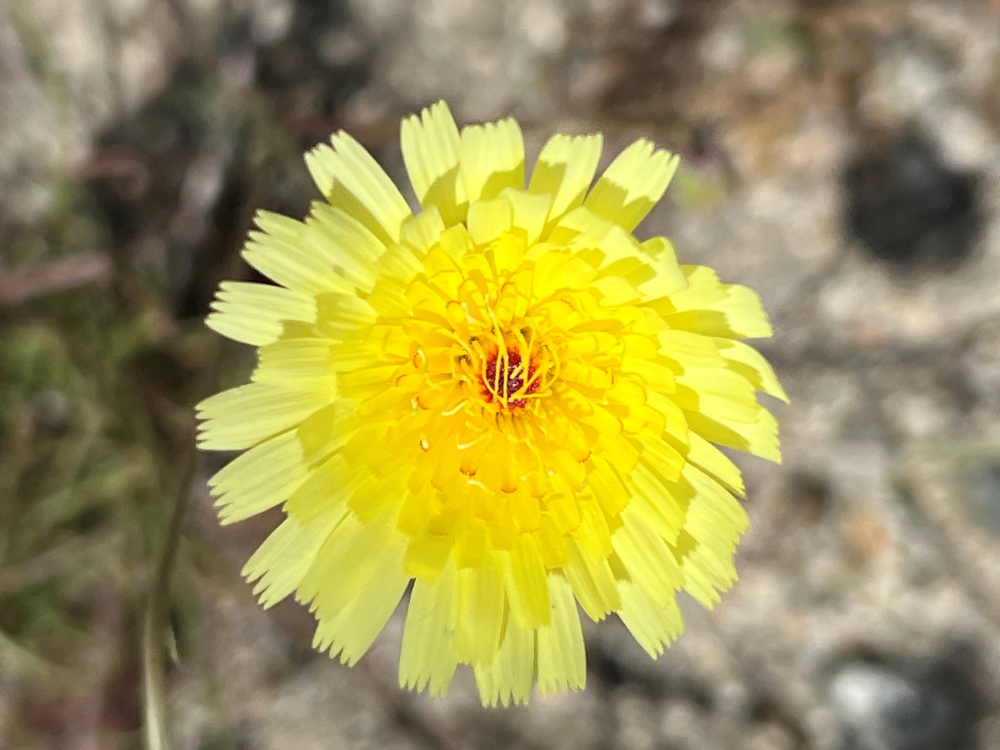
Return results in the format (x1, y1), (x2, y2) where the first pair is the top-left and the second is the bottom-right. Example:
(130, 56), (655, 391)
(400, 100), (467, 225)
(400, 562), (459, 695)
(206, 281), (315, 347)
(459, 117), (525, 203)
(639, 236), (688, 296)
(617, 578), (683, 657)
(684, 431), (745, 497)
(297, 514), (403, 621)
(314, 293), (378, 339)
(242, 212), (352, 295)
(670, 464), (748, 608)
(535, 572), (586, 695)
(454, 558), (506, 665)
(289, 444), (400, 525)
(584, 139), (679, 231)
(304, 202), (388, 291)
(716, 338), (788, 402)
(253, 338), (336, 389)
(242, 512), (345, 608)
(676, 369), (782, 462)
(502, 188), (551, 247)
(611, 508), (683, 604)
(209, 431), (309, 524)
(530, 133), (603, 229)
(400, 205), (447, 254)
(305, 131), (412, 244)
(466, 196), (513, 247)
(642, 435), (685, 484)
(309, 519), (409, 664)
(197, 382), (328, 451)
(562, 543), (620, 620)
(474, 617), (535, 706)
(312, 564), (408, 665)
(680, 464), (749, 551)
(626, 462), (686, 545)
(403, 531), (454, 581)
(663, 266), (773, 339)
(502, 534), (550, 628)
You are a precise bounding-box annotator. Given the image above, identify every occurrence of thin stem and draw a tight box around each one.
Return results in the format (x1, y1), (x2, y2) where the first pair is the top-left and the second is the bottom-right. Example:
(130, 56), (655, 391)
(142, 435), (197, 750)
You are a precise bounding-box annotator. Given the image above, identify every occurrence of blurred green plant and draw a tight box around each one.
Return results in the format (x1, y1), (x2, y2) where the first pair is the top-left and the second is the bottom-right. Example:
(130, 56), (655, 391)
(0, 280), (208, 745)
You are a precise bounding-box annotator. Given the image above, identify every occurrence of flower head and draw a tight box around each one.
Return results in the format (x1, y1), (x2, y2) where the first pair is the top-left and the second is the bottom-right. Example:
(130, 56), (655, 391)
(197, 101), (785, 705)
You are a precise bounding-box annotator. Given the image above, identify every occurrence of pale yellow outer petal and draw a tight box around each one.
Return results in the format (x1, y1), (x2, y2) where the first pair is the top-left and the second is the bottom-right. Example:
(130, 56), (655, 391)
(684, 431), (745, 497)
(562, 542), (621, 621)
(584, 139), (679, 231)
(279, 450), (347, 518)
(529, 133), (603, 230)
(673, 463), (749, 607)
(297, 513), (404, 622)
(312, 566), (409, 665)
(501, 534), (551, 629)
(454, 561), (506, 665)
(304, 131), (412, 245)
(502, 188), (551, 247)
(466, 196), (513, 248)
(661, 266), (773, 339)
(535, 573), (586, 695)
(242, 512), (345, 608)
(196, 382), (329, 451)
(242, 212), (353, 295)
(308, 516), (410, 665)
(626, 463), (686, 545)
(401, 101), (467, 225)
(400, 563), (459, 695)
(208, 431), (310, 524)
(459, 117), (525, 203)
(206, 281), (315, 347)
(474, 618), (535, 706)
(399, 205), (447, 254)
(675, 367), (781, 462)
(252, 338), (337, 389)
(617, 578), (684, 657)
(611, 507), (684, 605)
(638, 236), (688, 296)
(715, 338), (789, 402)
(303, 202), (388, 292)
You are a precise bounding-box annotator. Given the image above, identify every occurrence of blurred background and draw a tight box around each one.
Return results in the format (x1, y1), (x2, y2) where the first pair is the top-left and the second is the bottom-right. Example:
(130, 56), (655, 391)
(1, 0), (999, 748)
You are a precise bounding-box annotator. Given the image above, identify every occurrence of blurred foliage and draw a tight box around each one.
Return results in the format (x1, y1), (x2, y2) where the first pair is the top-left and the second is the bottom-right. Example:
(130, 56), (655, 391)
(0, 1), (361, 742)
(0, 277), (209, 740)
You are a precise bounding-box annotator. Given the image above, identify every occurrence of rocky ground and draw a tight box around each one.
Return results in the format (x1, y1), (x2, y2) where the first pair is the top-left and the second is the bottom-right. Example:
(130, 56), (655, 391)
(1, 0), (999, 748)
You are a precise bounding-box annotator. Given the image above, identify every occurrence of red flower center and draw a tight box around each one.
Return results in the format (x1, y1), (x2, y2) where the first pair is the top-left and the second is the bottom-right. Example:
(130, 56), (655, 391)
(482, 350), (539, 409)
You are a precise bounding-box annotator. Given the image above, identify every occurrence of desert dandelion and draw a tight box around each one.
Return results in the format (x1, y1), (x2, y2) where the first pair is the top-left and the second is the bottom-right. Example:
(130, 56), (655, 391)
(197, 101), (785, 705)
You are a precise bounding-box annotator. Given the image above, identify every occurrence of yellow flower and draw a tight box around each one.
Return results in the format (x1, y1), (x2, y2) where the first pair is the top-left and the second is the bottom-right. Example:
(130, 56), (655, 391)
(197, 101), (785, 705)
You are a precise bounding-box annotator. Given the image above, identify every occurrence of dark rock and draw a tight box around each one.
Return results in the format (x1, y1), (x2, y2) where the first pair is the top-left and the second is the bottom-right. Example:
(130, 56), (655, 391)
(826, 650), (979, 750)
(842, 129), (983, 269)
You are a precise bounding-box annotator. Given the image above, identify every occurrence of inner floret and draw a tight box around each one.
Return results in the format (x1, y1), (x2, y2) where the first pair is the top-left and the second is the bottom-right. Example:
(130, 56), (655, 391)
(482, 350), (538, 409)
(451, 326), (559, 415)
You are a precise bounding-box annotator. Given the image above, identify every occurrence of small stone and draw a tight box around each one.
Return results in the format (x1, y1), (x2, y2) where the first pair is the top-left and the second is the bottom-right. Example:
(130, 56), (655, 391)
(743, 722), (796, 750)
(843, 129), (983, 269)
(826, 655), (978, 750)
(635, 0), (679, 30)
(31, 388), (71, 434)
(960, 461), (1000, 535)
